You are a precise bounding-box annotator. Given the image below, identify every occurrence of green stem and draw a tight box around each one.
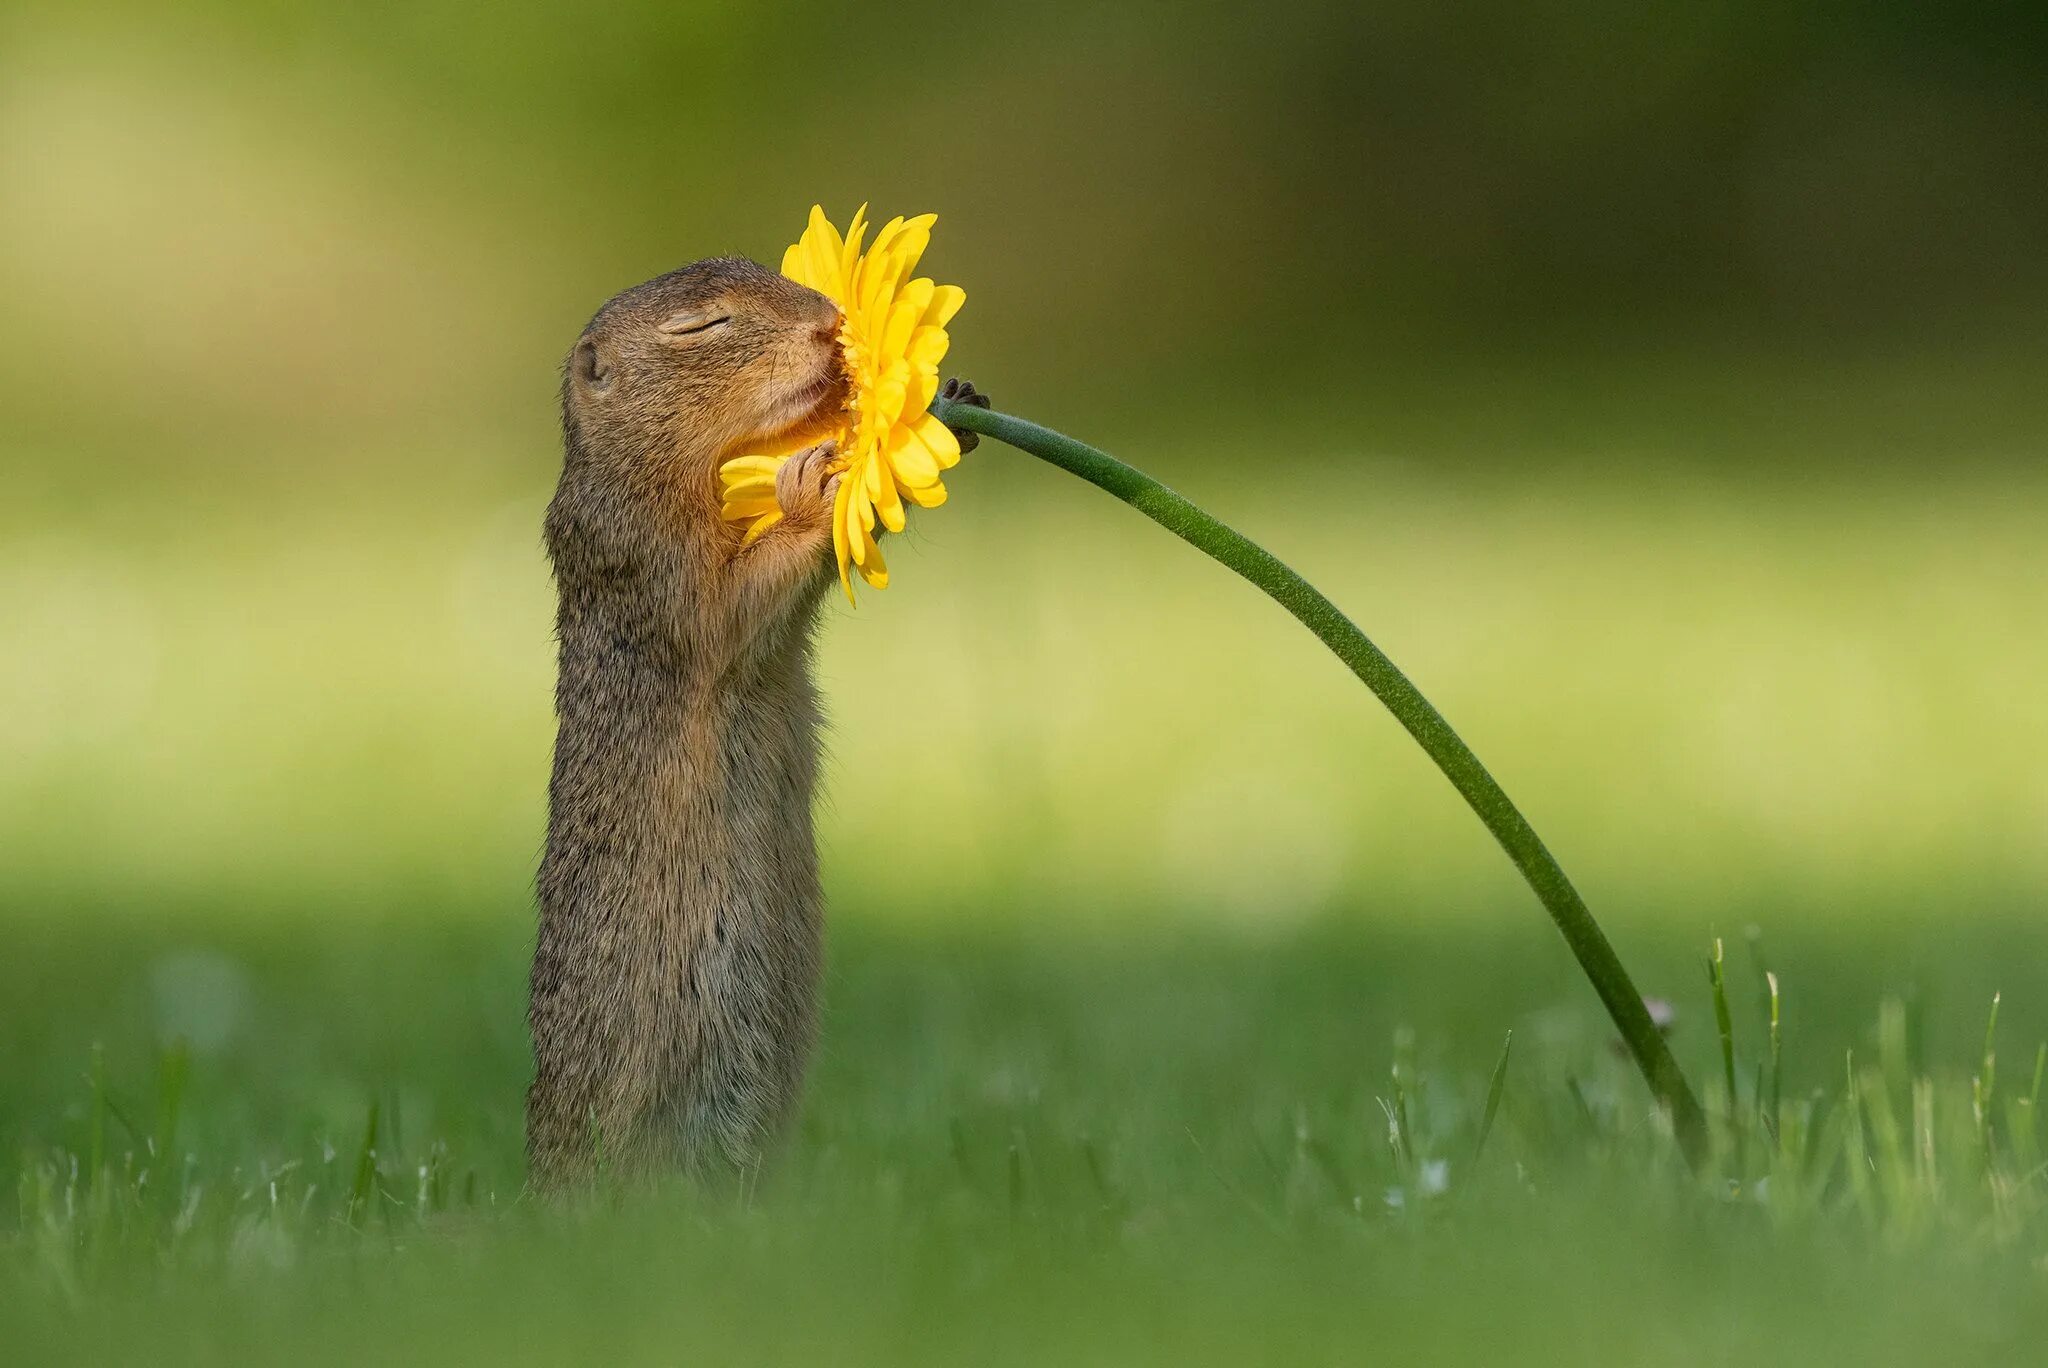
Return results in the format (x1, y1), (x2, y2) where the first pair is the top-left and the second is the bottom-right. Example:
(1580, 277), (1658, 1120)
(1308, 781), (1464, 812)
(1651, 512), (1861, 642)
(934, 397), (1709, 1170)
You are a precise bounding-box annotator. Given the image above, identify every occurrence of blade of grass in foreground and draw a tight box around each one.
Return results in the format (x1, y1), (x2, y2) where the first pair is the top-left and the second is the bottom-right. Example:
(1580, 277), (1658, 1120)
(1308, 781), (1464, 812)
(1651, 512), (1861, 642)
(935, 397), (1709, 1170)
(152, 1041), (189, 1213)
(1976, 991), (2002, 1162)
(348, 1097), (381, 1228)
(1473, 1030), (1514, 1168)
(1710, 937), (1741, 1169)
(1766, 972), (1783, 1144)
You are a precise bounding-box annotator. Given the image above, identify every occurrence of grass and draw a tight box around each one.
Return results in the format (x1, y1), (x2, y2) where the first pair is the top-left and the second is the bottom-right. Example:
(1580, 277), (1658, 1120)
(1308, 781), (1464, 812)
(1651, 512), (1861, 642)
(7, 908), (2048, 1364)
(6, 448), (2045, 918)
(5, 422), (2046, 1361)
(8, 15), (2047, 1353)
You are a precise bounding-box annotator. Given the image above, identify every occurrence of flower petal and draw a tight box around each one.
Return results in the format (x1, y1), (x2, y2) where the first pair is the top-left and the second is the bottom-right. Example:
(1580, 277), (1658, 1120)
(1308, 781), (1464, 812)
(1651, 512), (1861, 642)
(874, 463), (905, 533)
(921, 284), (966, 329)
(720, 469), (780, 494)
(845, 484), (870, 564)
(802, 206), (845, 295)
(832, 474), (855, 596)
(872, 373), (908, 428)
(906, 325), (950, 370)
(840, 204), (869, 287)
(890, 216), (936, 282)
(722, 484), (779, 508)
(912, 412), (963, 470)
(903, 370), (938, 419)
(890, 427), (941, 487)
(722, 454), (786, 479)
(856, 537), (888, 589)
(882, 279), (934, 361)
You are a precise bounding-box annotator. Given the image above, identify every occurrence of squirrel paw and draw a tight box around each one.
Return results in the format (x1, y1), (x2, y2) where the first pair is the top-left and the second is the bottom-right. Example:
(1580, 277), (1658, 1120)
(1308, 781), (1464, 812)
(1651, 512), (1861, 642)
(774, 440), (840, 525)
(938, 377), (990, 454)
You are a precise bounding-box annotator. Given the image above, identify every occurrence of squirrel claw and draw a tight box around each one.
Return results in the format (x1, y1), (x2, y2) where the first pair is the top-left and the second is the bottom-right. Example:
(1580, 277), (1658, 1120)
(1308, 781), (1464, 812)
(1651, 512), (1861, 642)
(938, 377), (990, 454)
(774, 440), (838, 523)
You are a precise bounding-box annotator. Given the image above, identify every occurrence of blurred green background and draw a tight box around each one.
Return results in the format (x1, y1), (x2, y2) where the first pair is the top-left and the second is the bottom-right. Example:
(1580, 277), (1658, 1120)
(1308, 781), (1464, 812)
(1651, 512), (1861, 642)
(4, 0), (2043, 928)
(3, 1), (2047, 1359)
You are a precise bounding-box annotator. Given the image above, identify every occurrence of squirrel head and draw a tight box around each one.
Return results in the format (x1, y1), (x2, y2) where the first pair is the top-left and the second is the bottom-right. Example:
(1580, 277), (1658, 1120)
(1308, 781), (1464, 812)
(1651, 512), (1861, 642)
(562, 256), (847, 493)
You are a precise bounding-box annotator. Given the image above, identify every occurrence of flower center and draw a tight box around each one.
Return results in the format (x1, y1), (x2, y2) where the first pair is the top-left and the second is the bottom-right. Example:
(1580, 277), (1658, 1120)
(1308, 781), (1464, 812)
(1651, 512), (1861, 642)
(837, 319), (888, 463)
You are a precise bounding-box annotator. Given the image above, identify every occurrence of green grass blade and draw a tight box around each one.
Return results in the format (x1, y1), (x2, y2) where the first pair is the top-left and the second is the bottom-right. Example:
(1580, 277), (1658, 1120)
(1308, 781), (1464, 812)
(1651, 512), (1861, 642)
(2026, 1042), (2047, 1156)
(1743, 925), (1773, 1020)
(347, 1097), (380, 1228)
(1709, 938), (1740, 1170)
(1842, 1052), (1874, 1223)
(1473, 1030), (1514, 1168)
(87, 1043), (108, 1198)
(1975, 991), (2001, 1162)
(1391, 1026), (1417, 1176)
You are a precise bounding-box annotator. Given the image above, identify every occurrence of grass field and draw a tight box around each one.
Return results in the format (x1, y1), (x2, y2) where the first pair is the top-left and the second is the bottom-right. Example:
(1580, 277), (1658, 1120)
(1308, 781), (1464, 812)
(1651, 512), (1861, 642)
(7, 2), (2048, 1356)
(6, 399), (2048, 1363)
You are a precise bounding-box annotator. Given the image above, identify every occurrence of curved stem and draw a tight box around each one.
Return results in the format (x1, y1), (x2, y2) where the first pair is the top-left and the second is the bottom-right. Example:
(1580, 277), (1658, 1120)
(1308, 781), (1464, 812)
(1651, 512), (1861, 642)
(934, 397), (1709, 1170)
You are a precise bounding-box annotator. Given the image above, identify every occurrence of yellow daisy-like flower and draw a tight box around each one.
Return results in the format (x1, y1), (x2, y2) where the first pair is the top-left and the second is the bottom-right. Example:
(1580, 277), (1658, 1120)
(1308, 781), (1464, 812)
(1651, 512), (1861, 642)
(718, 205), (966, 600)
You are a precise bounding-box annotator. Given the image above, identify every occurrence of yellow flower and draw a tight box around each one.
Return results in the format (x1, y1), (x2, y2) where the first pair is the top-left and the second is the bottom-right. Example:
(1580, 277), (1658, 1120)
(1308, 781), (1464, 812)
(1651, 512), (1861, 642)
(718, 205), (966, 600)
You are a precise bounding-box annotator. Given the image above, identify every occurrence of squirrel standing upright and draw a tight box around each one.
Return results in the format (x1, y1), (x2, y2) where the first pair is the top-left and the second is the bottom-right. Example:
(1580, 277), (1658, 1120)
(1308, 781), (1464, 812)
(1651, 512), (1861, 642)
(527, 254), (984, 1187)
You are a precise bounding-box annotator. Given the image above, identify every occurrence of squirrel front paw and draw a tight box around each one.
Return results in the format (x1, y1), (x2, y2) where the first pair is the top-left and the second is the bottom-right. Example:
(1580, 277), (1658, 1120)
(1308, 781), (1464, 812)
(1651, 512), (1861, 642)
(772, 441), (842, 526)
(937, 377), (990, 454)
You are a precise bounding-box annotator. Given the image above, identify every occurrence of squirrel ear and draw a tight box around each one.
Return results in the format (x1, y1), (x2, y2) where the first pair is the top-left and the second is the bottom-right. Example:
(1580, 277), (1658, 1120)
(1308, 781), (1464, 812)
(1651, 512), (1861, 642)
(573, 337), (611, 391)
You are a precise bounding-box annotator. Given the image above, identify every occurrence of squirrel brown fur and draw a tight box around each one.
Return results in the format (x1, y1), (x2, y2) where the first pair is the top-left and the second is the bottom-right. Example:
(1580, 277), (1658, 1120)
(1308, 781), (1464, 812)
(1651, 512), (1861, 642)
(526, 253), (981, 1188)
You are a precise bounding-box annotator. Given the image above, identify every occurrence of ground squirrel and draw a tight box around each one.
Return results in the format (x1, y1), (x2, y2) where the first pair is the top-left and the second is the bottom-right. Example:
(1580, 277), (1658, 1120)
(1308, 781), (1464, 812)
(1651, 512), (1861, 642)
(526, 254), (983, 1188)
